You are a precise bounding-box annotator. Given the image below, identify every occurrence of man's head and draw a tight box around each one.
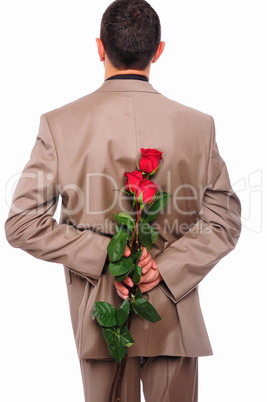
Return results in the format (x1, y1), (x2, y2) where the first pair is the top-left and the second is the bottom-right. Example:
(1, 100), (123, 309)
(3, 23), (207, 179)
(99, 0), (162, 71)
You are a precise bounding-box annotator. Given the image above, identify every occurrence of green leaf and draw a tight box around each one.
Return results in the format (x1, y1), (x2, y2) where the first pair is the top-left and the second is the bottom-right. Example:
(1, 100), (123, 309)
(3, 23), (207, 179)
(131, 248), (143, 285)
(150, 225), (159, 243)
(120, 325), (134, 348)
(107, 230), (129, 262)
(116, 298), (130, 326)
(115, 225), (132, 237)
(138, 222), (152, 251)
(114, 212), (135, 233)
(109, 256), (133, 277)
(132, 264), (142, 285)
(115, 271), (131, 282)
(92, 302), (117, 327)
(102, 328), (130, 363)
(142, 192), (171, 222)
(135, 286), (144, 299)
(131, 297), (161, 323)
(138, 220), (159, 246)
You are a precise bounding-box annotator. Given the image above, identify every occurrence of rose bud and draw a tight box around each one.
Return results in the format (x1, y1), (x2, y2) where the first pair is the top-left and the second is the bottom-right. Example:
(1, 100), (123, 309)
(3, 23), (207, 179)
(124, 171), (143, 194)
(135, 178), (159, 205)
(139, 148), (163, 175)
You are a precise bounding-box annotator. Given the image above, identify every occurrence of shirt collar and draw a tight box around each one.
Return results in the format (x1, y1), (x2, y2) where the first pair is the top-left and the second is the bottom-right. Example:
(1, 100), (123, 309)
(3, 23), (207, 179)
(105, 74), (149, 82)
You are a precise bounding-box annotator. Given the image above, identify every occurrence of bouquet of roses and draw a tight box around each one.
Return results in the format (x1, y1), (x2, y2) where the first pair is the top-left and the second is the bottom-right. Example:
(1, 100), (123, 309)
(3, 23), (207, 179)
(92, 148), (170, 401)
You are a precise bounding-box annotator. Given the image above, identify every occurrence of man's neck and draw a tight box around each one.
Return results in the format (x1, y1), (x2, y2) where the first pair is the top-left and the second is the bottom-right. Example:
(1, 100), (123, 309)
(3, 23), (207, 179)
(104, 59), (151, 81)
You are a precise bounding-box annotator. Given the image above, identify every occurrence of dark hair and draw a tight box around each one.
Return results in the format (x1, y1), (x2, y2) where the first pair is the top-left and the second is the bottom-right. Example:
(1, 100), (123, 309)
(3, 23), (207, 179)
(100, 0), (161, 70)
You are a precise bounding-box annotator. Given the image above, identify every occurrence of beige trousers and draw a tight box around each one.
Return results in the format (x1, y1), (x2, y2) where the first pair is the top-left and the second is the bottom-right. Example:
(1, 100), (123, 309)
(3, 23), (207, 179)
(80, 356), (198, 402)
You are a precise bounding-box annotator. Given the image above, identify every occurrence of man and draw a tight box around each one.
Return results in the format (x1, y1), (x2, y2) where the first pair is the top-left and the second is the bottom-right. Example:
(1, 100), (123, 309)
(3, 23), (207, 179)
(5, 0), (241, 401)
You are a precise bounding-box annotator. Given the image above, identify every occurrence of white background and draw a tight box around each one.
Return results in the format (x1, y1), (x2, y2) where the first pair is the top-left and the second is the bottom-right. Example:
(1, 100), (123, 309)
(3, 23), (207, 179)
(0, 0), (266, 401)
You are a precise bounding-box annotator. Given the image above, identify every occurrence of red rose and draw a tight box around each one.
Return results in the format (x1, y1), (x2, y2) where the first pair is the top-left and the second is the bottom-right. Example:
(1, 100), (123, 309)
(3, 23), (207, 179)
(124, 171), (143, 194)
(135, 178), (159, 205)
(139, 148), (163, 175)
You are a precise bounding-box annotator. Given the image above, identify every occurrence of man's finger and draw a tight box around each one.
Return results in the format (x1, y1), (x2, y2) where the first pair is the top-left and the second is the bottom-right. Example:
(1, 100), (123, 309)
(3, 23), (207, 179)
(114, 276), (133, 292)
(114, 280), (129, 295)
(139, 247), (148, 261)
(123, 276), (133, 288)
(139, 253), (152, 269)
(123, 245), (131, 257)
(151, 260), (157, 270)
(141, 259), (152, 274)
(139, 279), (159, 293)
(116, 290), (128, 300)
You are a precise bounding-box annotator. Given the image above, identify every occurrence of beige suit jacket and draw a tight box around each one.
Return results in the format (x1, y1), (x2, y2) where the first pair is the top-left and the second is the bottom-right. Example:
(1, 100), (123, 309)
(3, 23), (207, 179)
(5, 79), (241, 359)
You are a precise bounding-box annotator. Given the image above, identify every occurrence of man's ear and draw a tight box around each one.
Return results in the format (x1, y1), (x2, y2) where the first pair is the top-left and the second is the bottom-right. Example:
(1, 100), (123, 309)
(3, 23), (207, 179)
(96, 38), (105, 62)
(152, 41), (165, 63)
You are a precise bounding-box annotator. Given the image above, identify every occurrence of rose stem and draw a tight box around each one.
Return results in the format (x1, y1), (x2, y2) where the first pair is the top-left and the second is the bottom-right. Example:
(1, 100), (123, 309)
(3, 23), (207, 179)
(114, 205), (142, 400)
(109, 362), (121, 402)
(130, 203), (142, 252)
(115, 314), (133, 401)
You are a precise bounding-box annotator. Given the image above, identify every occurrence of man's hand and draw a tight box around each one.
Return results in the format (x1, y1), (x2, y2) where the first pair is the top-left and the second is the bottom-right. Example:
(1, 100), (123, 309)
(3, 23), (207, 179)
(114, 246), (161, 300)
(138, 266), (162, 293)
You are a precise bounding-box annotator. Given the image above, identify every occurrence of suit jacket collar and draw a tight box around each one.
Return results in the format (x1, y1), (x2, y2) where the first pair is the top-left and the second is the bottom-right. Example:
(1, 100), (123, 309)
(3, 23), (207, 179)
(96, 79), (160, 94)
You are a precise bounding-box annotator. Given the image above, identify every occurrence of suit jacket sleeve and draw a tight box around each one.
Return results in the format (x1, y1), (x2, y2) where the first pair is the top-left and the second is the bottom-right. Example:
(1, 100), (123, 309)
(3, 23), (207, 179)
(156, 117), (242, 303)
(5, 114), (110, 280)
